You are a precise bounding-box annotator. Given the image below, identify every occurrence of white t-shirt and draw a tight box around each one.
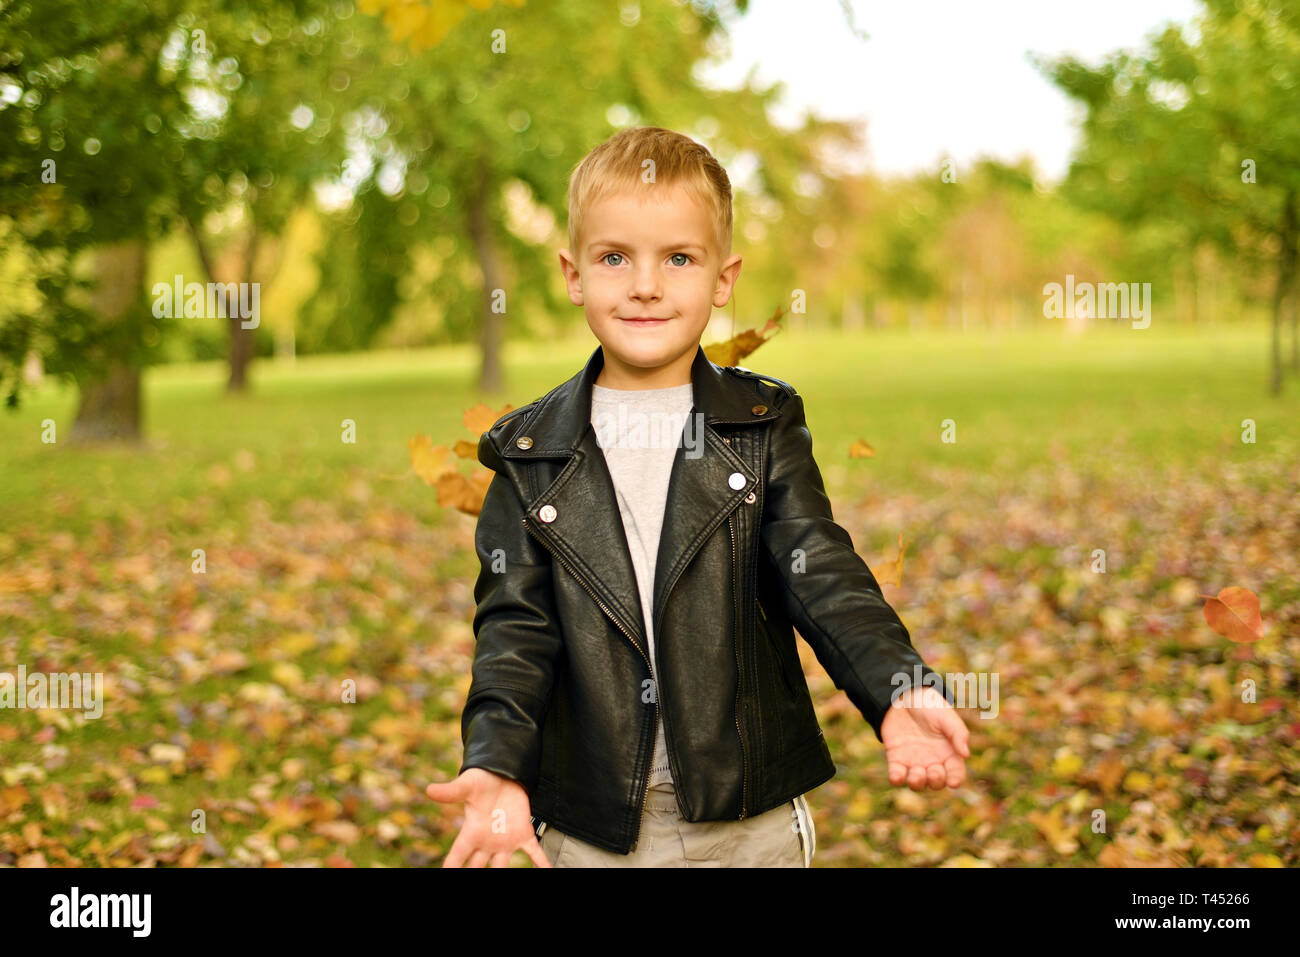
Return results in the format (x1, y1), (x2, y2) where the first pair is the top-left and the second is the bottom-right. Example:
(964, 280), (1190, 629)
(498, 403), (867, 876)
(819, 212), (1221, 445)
(590, 381), (694, 790)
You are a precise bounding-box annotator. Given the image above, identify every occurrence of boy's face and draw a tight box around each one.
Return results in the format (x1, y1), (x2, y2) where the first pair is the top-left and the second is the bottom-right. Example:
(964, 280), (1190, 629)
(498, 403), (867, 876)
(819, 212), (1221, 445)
(559, 183), (742, 389)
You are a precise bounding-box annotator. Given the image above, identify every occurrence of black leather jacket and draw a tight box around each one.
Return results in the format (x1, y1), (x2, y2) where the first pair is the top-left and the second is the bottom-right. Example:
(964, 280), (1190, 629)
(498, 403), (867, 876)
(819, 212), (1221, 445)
(459, 343), (945, 854)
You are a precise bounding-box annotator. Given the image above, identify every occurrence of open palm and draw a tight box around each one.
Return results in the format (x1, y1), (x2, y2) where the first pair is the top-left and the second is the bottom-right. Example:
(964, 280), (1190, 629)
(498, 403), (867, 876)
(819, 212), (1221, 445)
(881, 686), (970, 790)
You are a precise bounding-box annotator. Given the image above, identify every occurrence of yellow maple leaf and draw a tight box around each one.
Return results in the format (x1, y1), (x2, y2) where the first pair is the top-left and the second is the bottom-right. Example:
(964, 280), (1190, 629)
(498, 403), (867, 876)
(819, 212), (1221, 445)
(409, 402), (517, 514)
(408, 434), (454, 485)
(463, 401), (514, 436)
(435, 467), (494, 516)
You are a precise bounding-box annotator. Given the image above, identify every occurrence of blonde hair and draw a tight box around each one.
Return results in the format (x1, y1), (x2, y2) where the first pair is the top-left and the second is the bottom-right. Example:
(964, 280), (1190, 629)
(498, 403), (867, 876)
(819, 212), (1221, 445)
(566, 126), (733, 258)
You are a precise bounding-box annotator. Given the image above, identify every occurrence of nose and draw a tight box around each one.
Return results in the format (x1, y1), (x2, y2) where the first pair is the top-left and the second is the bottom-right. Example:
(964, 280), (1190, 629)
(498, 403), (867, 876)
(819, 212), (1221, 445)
(629, 261), (663, 302)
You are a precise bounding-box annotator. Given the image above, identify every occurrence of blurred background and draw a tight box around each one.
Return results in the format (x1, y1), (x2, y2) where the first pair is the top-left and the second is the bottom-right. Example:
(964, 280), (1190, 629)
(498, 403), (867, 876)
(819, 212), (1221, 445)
(0, 0), (1296, 868)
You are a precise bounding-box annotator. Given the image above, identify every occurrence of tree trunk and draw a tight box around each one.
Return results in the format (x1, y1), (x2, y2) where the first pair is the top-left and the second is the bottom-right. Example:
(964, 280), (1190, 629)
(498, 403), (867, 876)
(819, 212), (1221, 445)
(1270, 190), (1297, 395)
(467, 167), (504, 393)
(70, 240), (147, 443)
(227, 226), (260, 393)
(186, 210), (280, 393)
(1289, 269), (1298, 371)
(228, 310), (256, 391)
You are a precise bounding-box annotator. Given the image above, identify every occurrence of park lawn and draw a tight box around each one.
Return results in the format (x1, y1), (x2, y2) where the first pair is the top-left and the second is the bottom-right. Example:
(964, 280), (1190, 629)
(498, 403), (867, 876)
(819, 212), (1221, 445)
(0, 321), (1296, 867)
(2, 320), (1287, 523)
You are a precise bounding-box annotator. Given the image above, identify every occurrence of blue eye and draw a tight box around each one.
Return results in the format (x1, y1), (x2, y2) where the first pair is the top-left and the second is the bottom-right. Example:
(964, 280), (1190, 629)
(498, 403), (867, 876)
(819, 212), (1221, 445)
(602, 252), (623, 266)
(670, 253), (691, 266)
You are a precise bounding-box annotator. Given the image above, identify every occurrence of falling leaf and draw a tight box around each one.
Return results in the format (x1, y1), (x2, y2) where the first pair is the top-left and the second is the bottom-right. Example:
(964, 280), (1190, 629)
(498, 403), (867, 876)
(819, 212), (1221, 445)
(1199, 586), (1264, 643)
(703, 306), (785, 367)
(463, 402), (515, 436)
(409, 401), (515, 512)
(848, 439), (875, 458)
(873, 533), (907, 587)
(435, 468), (494, 516)
(409, 435), (454, 485)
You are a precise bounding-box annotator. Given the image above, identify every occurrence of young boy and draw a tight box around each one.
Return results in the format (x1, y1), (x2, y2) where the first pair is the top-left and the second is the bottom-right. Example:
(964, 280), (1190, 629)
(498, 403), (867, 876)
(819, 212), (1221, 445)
(427, 126), (969, 867)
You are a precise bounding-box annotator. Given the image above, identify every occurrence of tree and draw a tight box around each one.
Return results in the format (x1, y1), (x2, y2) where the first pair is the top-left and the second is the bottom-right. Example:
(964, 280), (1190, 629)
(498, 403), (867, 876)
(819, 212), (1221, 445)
(167, 2), (356, 391)
(352, 0), (866, 393)
(0, 0), (191, 439)
(0, 0), (358, 437)
(1040, 0), (1300, 393)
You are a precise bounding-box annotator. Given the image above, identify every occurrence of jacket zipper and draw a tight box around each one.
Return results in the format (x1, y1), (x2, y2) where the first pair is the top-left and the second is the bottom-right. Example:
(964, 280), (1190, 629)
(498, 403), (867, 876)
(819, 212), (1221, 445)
(729, 512), (748, 819)
(521, 514), (657, 851)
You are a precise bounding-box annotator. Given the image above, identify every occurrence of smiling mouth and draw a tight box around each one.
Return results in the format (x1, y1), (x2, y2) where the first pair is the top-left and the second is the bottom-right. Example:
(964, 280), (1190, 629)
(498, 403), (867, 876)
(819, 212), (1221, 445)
(621, 317), (671, 324)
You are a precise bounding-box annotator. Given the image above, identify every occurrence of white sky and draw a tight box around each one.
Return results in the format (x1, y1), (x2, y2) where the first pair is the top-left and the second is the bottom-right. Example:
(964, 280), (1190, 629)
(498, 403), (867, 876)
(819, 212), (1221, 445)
(698, 0), (1202, 183)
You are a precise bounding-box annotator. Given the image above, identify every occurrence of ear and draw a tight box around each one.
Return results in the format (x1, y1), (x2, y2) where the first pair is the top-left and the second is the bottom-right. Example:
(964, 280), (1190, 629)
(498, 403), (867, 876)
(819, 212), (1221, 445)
(558, 248), (584, 306)
(712, 253), (743, 309)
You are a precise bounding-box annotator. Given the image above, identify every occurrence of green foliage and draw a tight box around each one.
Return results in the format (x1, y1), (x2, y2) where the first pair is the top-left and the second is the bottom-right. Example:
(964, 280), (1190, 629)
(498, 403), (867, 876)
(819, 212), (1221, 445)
(1039, 0), (1300, 283)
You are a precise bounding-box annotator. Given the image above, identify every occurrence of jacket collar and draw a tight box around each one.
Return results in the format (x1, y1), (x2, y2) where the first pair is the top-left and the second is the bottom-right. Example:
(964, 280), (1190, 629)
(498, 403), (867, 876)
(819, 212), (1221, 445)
(503, 343), (781, 660)
(500, 343), (779, 458)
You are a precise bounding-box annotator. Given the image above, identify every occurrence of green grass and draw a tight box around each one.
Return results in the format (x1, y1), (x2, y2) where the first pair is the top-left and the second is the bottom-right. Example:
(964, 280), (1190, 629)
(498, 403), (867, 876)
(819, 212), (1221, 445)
(5, 320), (1291, 521)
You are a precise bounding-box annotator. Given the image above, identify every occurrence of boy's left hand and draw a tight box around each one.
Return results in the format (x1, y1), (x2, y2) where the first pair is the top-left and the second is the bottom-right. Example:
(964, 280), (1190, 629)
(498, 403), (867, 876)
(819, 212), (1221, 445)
(880, 685), (970, 790)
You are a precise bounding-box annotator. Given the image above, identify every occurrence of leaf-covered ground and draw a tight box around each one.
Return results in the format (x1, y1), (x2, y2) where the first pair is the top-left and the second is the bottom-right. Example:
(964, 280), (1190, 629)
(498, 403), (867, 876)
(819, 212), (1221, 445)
(1, 325), (1296, 866)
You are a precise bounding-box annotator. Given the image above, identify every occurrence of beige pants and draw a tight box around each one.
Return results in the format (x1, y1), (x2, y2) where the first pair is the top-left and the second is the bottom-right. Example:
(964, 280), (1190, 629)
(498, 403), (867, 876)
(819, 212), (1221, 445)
(538, 783), (815, 867)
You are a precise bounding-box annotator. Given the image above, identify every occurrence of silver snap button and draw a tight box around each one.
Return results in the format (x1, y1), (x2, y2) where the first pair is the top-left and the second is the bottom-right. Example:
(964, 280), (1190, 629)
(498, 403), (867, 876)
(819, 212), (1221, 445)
(538, 504), (557, 523)
(744, 491), (756, 504)
(728, 472), (745, 490)
(515, 435), (533, 450)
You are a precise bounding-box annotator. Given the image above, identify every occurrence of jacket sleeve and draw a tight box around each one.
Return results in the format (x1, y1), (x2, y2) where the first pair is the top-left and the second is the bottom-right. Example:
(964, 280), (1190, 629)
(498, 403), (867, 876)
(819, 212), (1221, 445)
(458, 429), (562, 794)
(759, 387), (946, 743)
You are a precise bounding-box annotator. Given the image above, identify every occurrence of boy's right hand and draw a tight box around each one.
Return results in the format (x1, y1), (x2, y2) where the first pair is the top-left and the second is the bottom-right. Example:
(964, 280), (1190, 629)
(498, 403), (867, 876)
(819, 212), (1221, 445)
(426, 768), (553, 867)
